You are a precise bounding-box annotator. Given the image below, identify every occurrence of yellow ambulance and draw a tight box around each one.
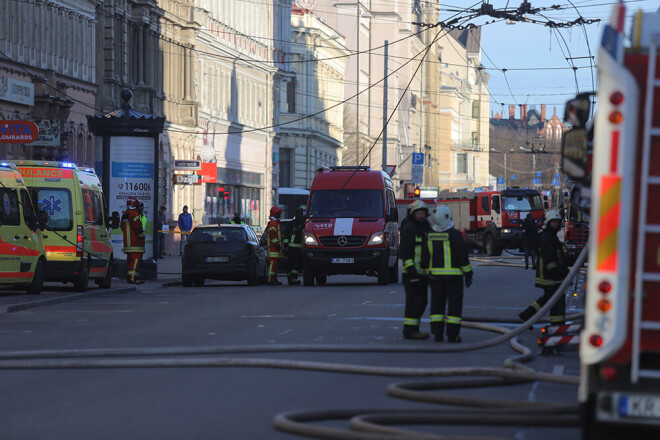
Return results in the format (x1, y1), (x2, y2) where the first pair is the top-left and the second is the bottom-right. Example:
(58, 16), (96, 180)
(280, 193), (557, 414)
(0, 162), (47, 294)
(14, 161), (117, 291)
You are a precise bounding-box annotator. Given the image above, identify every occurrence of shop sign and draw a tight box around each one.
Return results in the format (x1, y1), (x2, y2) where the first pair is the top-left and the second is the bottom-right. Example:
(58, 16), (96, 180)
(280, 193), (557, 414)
(200, 162), (217, 183)
(173, 174), (201, 185)
(0, 120), (39, 143)
(28, 120), (60, 147)
(173, 160), (201, 171)
(0, 77), (34, 106)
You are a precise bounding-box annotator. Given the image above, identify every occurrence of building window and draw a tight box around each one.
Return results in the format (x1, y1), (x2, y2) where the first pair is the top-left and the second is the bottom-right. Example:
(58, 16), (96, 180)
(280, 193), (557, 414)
(457, 153), (467, 174)
(279, 148), (291, 188)
(471, 132), (479, 148)
(287, 79), (296, 113)
(472, 100), (479, 118)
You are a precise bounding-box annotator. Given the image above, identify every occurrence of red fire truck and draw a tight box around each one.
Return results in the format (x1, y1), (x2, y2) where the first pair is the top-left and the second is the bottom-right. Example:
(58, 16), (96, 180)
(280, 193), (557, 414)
(396, 188), (545, 256)
(561, 4), (660, 438)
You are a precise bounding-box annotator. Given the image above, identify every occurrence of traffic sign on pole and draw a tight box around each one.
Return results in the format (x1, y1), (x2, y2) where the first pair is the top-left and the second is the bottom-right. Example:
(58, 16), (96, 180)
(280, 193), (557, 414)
(412, 153), (425, 165)
(411, 165), (424, 184)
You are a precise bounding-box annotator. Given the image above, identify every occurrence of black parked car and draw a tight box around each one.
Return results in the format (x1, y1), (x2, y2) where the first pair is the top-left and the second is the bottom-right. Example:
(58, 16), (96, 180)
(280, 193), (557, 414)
(182, 224), (267, 286)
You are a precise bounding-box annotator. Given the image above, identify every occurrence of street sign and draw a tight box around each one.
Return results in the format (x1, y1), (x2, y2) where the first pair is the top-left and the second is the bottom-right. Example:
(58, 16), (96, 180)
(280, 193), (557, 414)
(411, 165), (423, 184)
(552, 179), (561, 186)
(386, 164), (396, 177)
(536, 171), (542, 177)
(510, 174), (516, 180)
(533, 178), (541, 184)
(412, 153), (424, 165)
(497, 177), (505, 184)
(555, 173), (561, 178)
(173, 160), (201, 171)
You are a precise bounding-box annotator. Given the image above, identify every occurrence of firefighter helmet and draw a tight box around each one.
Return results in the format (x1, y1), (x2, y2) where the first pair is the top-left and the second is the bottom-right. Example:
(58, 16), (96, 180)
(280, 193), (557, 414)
(544, 209), (562, 226)
(270, 206), (283, 218)
(430, 205), (454, 231)
(126, 196), (140, 209)
(407, 200), (428, 216)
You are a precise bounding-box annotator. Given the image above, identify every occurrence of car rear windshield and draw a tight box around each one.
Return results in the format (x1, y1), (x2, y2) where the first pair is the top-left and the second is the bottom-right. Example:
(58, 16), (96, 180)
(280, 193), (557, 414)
(502, 195), (543, 211)
(308, 189), (383, 218)
(189, 227), (247, 243)
(31, 187), (73, 231)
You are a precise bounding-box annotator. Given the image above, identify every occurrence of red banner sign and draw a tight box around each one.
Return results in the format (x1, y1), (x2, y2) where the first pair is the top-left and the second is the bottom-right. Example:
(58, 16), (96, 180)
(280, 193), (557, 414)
(0, 120), (39, 144)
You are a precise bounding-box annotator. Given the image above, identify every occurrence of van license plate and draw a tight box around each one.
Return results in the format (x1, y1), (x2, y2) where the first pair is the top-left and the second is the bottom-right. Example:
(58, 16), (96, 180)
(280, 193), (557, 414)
(331, 258), (354, 264)
(619, 395), (660, 418)
(206, 256), (228, 263)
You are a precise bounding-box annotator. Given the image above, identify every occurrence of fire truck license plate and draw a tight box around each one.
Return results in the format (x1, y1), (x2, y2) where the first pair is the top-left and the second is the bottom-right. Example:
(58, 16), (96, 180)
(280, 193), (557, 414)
(619, 395), (660, 418)
(331, 258), (354, 264)
(206, 256), (229, 263)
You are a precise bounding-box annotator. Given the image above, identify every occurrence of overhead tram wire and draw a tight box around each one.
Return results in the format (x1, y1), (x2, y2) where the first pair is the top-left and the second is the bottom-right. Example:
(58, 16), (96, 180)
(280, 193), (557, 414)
(566, 0), (598, 117)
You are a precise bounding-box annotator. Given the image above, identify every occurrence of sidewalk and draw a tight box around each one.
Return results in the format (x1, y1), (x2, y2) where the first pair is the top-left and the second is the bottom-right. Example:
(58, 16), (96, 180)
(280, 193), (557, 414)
(112, 255), (182, 290)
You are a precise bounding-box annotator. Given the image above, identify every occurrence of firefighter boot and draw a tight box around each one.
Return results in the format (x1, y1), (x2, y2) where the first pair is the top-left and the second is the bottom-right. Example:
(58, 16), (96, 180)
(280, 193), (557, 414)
(403, 325), (430, 340)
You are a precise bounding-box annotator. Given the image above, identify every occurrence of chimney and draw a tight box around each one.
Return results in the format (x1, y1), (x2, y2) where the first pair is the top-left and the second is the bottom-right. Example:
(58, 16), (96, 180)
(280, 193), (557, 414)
(541, 104), (546, 121)
(509, 105), (515, 119)
(522, 104), (528, 123)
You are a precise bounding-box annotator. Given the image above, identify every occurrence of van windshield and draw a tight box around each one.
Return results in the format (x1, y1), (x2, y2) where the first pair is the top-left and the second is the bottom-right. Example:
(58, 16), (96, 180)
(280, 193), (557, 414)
(309, 190), (383, 218)
(502, 195), (543, 211)
(32, 188), (73, 231)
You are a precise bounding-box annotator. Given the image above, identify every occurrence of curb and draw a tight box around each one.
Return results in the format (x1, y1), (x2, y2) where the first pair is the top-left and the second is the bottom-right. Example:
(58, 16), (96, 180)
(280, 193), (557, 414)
(0, 279), (181, 314)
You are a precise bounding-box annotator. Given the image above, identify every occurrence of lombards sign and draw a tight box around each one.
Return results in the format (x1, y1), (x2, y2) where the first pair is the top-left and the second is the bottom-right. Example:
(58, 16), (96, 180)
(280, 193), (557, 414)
(0, 120), (39, 143)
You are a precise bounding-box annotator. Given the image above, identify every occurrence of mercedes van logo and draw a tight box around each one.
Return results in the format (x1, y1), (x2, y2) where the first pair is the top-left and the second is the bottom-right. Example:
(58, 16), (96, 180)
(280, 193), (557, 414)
(337, 236), (348, 246)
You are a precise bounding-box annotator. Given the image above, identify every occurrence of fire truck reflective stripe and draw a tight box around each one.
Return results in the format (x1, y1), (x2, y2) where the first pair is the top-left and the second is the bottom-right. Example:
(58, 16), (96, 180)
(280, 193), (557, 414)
(538, 335), (580, 347)
(430, 314), (445, 322)
(404, 318), (420, 325)
(543, 324), (583, 335)
(44, 246), (76, 253)
(597, 175), (622, 272)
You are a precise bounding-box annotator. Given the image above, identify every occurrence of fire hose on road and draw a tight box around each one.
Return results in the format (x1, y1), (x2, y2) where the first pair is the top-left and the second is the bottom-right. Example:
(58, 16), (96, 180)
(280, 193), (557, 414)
(0, 244), (590, 439)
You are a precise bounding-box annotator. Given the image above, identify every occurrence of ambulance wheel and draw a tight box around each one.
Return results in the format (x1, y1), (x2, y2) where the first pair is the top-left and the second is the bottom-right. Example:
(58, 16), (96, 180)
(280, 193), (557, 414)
(74, 266), (89, 292)
(303, 262), (314, 286)
(485, 234), (502, 257)
(388, 263), (399, 283)
(315, 273), (327, 286)
(182, 274), (193, 287)
(98, 263), (112, 289)
(378, 262), (389, 285)
(25, 259), (45, 295)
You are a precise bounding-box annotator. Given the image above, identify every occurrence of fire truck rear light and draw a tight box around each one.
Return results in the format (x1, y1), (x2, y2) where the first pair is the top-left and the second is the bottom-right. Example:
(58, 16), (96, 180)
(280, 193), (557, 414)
(597, 299), (611, 312)
(598, 281), (611, 294)
(589, 334), (604, 347)
(608, 111), (623, 124)
(600, 366), (617, 381)
(609, 91), (624, 105)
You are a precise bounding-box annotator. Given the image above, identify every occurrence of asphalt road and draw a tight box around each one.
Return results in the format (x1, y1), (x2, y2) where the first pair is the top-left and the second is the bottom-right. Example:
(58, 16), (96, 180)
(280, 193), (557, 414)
(0, 257), (581, 440)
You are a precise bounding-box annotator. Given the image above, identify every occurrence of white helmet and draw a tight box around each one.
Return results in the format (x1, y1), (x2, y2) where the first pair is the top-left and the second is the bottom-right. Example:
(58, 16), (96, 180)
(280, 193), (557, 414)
(430, 205), (454, 231)
(544, 209), (562, 226)
(408, 200), (428, 215)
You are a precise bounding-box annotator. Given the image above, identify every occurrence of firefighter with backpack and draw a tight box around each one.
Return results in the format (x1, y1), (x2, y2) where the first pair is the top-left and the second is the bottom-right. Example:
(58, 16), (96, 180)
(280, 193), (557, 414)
(265, 206), (284, 285)
(284, 208), (305, 285)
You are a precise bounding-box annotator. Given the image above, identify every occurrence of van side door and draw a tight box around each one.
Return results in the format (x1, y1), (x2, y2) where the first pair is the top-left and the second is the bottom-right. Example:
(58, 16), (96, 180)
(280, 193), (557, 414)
(0, 187), (25, 275)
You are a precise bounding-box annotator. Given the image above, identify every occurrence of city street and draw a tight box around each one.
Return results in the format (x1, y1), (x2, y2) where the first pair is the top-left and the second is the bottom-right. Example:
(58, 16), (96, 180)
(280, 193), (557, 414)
(0, 255), (581, 440)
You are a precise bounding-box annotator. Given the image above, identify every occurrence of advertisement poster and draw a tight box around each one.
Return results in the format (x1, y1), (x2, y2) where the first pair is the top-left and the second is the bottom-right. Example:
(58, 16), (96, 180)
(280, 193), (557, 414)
(109, 137), (155, 260)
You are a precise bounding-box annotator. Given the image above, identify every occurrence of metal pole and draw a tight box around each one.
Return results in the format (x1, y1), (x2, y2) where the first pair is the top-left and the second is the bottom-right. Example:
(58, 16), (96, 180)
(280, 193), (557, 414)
(356, 1), (360, 166)
(382, 40), (388, 173)
(504, 153), (507, 188)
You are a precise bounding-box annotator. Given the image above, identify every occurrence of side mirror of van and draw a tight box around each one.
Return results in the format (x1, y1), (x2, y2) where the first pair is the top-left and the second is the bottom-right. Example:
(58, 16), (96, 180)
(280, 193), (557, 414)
(107, 211), (120, 229)
(388, 209), (398, 223)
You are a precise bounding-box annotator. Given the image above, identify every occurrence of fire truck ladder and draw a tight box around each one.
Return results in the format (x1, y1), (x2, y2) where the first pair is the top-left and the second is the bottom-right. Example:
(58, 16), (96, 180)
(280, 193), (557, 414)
(632, 34), (660, 383)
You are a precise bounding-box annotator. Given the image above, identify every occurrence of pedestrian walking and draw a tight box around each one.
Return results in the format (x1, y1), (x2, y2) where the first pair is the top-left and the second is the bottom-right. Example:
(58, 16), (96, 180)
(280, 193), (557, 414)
(522, 213), (539, 270)
(425, 206), (473, 343)
(284, 208), (304, 285)
(400, 200), (432, 340)
(518, 209), (568, 325)
(121, 196), (145, 284)
(157, 205), (167, 258)
(231, 212), (244, 224)
(265, 206), (284, 286)
(177, 205), (193, 255)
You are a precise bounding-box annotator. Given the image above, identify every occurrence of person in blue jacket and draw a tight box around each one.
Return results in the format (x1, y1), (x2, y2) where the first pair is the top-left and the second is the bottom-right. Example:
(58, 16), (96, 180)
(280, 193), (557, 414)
(178, 205), (193, 255)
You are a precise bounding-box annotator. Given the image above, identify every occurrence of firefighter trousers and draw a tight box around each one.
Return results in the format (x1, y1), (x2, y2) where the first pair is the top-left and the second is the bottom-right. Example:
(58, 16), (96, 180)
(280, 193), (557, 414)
(429, 276), (464, 338)
(403, 275), (429, 335)
(519, 284), (566, 324)
(267, 257), (280, 283)
(126, 252), (143, 283)
(286, 249), (302, 282)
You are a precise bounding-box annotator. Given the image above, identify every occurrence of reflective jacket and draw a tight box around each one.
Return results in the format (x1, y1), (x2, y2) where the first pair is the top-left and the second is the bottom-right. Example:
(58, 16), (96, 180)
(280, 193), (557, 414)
(400, 218), (432, 275)
(422, 228), (472, 278)
(265, 218), (284, 258)
(535, 228), (568, 287)
(285, 220), (303, 250)
(121, 208), (145, 253)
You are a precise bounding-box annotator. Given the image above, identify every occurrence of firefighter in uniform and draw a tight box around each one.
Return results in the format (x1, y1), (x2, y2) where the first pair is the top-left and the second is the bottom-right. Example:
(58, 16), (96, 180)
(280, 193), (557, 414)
(401, 200), (432, 340)
(231, 212), (244, 224)
(424, 206), (473, 342)
(284, 208), (305, 285)
(265, 206), (284, 286)
(518, 209), (568, 325)
(121, 196), (145, 284)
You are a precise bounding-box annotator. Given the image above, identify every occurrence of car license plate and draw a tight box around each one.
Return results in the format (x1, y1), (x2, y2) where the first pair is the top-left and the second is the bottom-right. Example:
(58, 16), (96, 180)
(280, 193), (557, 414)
(619, 395), (660, 418)
(331, 258), (354, 264)
(206, 256), (228, 263)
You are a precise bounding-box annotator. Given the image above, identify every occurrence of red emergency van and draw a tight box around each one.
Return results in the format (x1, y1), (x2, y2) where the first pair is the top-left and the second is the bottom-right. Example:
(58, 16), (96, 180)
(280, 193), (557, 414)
(302, 166), (399, 286)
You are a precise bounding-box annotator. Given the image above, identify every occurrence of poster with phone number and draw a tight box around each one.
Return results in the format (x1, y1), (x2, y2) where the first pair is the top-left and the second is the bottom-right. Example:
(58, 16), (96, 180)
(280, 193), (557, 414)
(109, 137), (154, 260)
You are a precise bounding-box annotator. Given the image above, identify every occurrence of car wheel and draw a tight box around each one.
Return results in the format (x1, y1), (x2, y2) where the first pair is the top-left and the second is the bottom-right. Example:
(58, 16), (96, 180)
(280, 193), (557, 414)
(74, 266), (89, 292)
(193, 278), (205, 287)
(247, 262), (259, 286)
(25, 259), (45, 295)
(98, 262), (112, 289)
(315, 273), (327, 286)
(182, 274), (193, 287)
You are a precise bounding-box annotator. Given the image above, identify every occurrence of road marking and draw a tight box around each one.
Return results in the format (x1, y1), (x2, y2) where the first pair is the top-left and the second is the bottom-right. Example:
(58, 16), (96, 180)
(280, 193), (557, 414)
(388, 290), (398, 294)
(280, 329), (293, 336)
(362, 300), (371, 305)
(241, 315), (295, 318)
(327, 314), (337, 318)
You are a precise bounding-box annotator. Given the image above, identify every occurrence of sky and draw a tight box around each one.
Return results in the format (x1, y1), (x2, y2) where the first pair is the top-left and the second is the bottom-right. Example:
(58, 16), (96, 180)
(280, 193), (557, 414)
(438, 0), (660, 120)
